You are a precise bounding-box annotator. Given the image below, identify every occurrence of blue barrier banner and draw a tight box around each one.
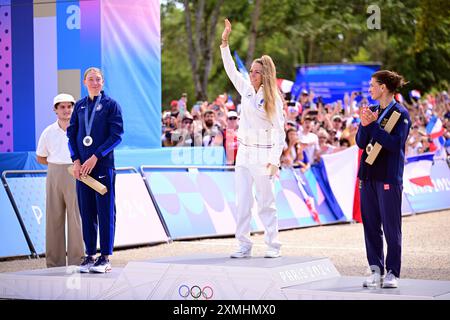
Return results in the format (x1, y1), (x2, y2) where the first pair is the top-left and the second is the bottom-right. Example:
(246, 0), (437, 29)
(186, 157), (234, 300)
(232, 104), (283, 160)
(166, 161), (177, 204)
(5, 176), (47, 255)
(291, 64), (380, 103)
(401, 193), (414, 216)
(145, 168), (341, 240)
(115, 173), (168, 246)
(4, 171), (169, 255)
(403, 160), (450, 213)
(0, 185), (30, 258)
(145, 171), (236, 239)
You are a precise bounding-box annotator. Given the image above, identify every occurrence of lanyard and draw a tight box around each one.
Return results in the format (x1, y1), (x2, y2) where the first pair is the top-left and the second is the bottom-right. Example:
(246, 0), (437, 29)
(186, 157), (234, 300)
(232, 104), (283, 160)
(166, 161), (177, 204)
(366, 99), (396, 153)
(84, 93), (102, 136)
(376, 99), (396, 125)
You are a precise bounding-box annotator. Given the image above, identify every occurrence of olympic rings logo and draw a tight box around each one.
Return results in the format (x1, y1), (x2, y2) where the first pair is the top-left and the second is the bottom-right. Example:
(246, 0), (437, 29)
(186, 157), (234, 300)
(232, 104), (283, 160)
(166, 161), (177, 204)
(178, 285), (214, 300)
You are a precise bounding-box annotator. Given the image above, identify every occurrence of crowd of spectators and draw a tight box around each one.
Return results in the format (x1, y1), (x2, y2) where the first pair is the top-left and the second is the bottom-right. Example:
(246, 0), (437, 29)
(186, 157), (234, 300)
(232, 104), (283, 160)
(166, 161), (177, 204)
(404, 91), (450, 159)
(162, 88), (450, 167)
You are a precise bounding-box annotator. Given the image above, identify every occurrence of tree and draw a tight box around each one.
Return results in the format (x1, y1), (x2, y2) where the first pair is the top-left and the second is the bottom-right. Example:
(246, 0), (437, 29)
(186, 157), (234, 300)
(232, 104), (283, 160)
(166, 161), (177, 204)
(183, 0), (225, 101)
(245, 0), (261, 69)
(413, 0), (450, 90)
(161, 0), (449, 109)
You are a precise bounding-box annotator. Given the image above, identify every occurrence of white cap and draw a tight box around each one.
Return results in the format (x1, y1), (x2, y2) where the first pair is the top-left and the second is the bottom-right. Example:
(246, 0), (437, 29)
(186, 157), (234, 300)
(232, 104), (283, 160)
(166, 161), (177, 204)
(163, 111), (171, 118)
(227, 111), (238, 118)
(53, 93), (76, 106)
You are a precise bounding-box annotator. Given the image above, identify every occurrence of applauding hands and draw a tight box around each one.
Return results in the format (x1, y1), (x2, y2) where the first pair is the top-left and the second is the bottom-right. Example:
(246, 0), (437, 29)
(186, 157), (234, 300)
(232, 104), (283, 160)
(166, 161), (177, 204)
(360, 106), (378, 126)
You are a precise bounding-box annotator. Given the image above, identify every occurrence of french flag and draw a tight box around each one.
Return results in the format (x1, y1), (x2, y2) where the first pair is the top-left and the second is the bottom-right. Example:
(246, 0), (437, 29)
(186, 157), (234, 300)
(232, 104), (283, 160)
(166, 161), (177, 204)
(426, 115), (445, 139)
(403, 153), (434, 187)
(277, 78), (294, 93)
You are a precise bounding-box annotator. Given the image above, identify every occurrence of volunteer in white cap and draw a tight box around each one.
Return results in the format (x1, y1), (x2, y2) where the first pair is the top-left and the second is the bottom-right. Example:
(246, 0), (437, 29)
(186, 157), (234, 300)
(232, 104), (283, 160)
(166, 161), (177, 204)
(221, 19), (285, 258)
(36, 93), (84, 268)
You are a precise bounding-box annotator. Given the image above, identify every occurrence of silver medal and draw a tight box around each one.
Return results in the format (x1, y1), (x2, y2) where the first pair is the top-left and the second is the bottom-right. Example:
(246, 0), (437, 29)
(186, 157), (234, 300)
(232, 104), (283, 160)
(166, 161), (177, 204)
(83, 93), (102, 148)
(83, 136), (93, 147)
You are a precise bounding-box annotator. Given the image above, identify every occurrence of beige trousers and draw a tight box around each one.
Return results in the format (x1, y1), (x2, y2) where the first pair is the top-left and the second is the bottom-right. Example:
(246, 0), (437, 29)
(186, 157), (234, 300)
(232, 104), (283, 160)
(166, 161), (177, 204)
(45, 163), (84, 267)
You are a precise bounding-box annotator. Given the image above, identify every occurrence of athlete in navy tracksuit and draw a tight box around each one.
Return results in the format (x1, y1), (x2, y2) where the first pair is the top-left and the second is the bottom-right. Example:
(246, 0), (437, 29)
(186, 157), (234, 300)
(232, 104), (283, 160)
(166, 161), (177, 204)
(356, 70), (411, 288)
(67, 67), (123, 273)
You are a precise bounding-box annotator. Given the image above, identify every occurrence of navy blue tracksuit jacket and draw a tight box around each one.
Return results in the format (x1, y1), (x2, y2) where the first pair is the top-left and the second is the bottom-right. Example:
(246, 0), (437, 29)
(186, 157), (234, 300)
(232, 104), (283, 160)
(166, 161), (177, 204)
(67, 91), (124, 256)
(356, 100), (411, 278)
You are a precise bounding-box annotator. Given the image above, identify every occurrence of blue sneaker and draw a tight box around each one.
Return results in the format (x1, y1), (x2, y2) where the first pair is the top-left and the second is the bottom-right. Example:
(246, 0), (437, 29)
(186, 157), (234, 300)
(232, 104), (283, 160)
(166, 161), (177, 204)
(89, 255), (112, 273)
(79, 256), (95, 273)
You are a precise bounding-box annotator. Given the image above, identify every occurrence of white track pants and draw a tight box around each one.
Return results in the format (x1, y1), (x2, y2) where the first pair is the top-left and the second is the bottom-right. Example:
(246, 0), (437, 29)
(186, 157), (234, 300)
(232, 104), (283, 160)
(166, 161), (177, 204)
(235, 165), (281, 251)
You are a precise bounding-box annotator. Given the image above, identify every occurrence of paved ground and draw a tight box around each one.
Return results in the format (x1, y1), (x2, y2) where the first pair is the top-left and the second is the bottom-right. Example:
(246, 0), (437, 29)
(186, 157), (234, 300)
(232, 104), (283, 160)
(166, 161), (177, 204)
(1, 209), (450, 280)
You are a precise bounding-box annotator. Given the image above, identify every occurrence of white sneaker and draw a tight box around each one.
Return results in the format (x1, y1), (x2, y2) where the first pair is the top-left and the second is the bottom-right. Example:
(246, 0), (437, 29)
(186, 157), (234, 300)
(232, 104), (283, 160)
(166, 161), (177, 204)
(230, 248), (251, 259)
(362, 272), (384, 288)
(382, 270), (398, 288)
(264, 249), (281, 258)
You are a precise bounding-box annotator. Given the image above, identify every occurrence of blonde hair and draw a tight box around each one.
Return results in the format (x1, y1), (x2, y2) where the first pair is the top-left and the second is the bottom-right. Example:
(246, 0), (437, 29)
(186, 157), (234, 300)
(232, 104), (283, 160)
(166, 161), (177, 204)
(83, 67), (104, 80)
(253, 55), (279, 121)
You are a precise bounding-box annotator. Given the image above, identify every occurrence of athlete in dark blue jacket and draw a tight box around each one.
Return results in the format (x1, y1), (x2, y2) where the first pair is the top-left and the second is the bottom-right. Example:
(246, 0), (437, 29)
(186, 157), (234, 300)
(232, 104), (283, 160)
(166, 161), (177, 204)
(356, 70), (411, 288)
(67, 67), (124, 273)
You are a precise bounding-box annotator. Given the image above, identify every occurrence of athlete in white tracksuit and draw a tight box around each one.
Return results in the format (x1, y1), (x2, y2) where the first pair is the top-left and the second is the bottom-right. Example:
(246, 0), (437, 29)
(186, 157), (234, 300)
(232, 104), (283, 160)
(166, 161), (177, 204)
(221, 19), (285, 258)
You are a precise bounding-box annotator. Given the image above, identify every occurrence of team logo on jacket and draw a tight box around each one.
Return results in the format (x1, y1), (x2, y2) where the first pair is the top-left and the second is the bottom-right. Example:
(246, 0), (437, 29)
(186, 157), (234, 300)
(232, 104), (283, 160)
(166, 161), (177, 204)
(96, 104), (103, 111)
(258, 99), (264, 107)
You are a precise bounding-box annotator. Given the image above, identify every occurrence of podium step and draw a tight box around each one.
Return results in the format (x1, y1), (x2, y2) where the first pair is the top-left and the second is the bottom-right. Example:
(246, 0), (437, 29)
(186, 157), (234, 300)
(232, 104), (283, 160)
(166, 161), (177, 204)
(283, 276), (450, 300)
(105, 254), (340, 300)
(0, 266), (121, 300)
(1, 255), (449, 300)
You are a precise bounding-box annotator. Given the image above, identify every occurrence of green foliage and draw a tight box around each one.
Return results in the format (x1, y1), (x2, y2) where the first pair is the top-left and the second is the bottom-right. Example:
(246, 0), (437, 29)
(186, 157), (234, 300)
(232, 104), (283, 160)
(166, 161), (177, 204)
(161, 0), (450, 108)
(161, 3), (193, 110)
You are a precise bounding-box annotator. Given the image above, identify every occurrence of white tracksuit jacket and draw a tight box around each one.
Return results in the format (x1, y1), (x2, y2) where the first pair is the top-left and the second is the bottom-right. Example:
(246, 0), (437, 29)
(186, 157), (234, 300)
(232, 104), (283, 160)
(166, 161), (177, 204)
(221, 45), (285, 251)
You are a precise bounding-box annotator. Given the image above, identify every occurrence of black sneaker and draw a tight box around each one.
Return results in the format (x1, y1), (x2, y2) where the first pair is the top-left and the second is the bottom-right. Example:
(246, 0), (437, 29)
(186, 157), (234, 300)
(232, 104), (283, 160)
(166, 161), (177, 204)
(79, 256), (95, 273)
(89, 255), (112, 273)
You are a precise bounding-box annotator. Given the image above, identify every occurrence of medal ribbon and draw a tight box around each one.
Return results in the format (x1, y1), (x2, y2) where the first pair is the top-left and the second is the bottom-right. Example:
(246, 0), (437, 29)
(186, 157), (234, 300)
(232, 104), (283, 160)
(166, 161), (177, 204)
(84, 93), (102, 138)
(376, 99), (396, 127)
(366, 99), (396, 152)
